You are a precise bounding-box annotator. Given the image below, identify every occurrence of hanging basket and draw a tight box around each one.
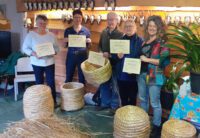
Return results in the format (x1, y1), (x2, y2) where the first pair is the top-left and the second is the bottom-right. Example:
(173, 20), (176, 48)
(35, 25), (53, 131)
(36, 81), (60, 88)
(113, 105), (150, 138)
(60, 82), (85, 111)
(161, 119), (196, 138)
(81, 59), (112, 87)
(23, 85), (54, 120)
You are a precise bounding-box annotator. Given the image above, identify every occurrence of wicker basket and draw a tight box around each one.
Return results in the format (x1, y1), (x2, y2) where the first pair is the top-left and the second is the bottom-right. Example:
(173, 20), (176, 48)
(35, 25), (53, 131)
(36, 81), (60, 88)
(161, 119), (196, 138)
(60, 82), (85, 111)
(113, 105), (150, 138)
(23, 85), (54, 120)
(81, 59), (112, 87)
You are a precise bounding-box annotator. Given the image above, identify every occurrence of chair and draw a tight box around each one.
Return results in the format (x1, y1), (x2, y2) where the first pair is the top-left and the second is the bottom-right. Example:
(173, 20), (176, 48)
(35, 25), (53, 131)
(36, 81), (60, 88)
(14, 57), (35, 101)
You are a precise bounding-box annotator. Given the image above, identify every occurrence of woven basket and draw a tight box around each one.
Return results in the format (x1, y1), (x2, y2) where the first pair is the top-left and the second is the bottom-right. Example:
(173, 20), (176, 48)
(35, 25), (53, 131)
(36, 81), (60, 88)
(81, 59), (112, 87)
(60, 82), (85, 111)
(161, 119), (196, 138)
(23, 85), (54, 120)
(113, 105), (150, 138)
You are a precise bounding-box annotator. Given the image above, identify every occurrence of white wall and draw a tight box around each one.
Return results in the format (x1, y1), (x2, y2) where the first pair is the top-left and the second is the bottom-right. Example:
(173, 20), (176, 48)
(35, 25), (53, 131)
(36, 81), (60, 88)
(0, 0), (25, 52)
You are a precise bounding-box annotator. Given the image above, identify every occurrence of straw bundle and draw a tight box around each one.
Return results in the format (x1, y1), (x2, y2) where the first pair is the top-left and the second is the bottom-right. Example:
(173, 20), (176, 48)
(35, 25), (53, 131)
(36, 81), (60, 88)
(60, 82), (85, 111)
(161, 119), (196, 138)
(81, 59), (112, 87)
(0, 117), (90, 138)
(113, 105), (150, 138)
(23, 85), (54, 120)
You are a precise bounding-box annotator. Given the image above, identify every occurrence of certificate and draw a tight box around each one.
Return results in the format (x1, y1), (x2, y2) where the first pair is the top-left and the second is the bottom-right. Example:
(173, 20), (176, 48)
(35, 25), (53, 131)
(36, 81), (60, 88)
(35, 42), (55, 57)
(88, 51), (106, 66)
(68, 35), (86, 47)
(123, 58), (141, 74)
(110, 39), (130, 54)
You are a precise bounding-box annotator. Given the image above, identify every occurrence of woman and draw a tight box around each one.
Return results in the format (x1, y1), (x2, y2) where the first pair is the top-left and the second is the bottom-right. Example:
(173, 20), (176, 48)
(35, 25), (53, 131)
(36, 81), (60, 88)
(22, 15), (59, 106)
(137, 15), (169, 138)
(64, 9), (91, 84)
(115, 19), (143, 106)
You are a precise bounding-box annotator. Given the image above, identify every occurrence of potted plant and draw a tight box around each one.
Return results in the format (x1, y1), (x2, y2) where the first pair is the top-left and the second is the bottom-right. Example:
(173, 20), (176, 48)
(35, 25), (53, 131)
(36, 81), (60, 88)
(161, 62), (187, 110)
(165, 24), (200, 94)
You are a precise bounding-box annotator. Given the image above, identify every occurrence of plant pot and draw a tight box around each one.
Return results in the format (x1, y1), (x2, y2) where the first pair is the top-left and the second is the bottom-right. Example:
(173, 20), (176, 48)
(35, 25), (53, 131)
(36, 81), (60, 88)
(190, 71), (200, 94)
(161, 89), (174, 110)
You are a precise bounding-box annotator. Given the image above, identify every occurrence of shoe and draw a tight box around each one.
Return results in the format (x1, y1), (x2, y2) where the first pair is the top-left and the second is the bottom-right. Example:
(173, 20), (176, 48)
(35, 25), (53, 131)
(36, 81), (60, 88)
(150, 125), (162, 138)
(95, 106), (109, 111)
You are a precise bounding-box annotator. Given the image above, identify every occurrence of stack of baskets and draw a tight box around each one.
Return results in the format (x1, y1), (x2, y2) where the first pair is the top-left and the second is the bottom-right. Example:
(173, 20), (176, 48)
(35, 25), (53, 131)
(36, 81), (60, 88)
(113, 105), (150, 138)
(81, 59), (112, 87)
(60, 82), (85, 111)
(23, 85), (54, 119)
(161, 119), (196, 138)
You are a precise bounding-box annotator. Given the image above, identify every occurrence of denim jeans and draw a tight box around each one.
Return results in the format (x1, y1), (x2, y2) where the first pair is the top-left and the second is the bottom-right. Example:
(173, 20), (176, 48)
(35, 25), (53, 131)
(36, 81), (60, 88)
(32, 64), (56, 103)
(137, 72), (162, 126)
(99, 77), (120, 109)
(65, 51), (87, 84)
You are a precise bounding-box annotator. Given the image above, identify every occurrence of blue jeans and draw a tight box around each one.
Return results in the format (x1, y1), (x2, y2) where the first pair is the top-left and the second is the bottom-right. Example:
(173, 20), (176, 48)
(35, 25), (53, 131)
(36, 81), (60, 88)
(32, 64), (56, 103)
(137, 72), (162, 126)
(65, 51), (87, 84)
(99, 73), (120, 109)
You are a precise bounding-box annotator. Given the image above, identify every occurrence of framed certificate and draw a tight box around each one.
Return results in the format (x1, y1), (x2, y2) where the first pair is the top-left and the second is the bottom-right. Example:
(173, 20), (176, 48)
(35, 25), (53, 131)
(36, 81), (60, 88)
(68, 35), (86, 47)
(110, 39), (130, 54)
(35, 42), (55, 57)
(88, 51), (105, 66)
(123, 58), (141, 74)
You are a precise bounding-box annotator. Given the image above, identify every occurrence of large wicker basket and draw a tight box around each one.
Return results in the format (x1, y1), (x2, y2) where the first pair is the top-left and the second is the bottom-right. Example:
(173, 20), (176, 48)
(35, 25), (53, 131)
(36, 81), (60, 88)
(60, 82), (85, 111)
(161, 119), (196, 138)
(23, 85), (54, 119)
(113, 105), (150, 138)
(81, 59), (112, 87)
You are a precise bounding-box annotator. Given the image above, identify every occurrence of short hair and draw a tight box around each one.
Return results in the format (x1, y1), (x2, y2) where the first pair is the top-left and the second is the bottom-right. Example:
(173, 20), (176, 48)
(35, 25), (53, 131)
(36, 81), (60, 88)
(36, 14), (48, 21)
(72, 9), (83, 17)
(107, 12), (119, 21)
(124, 18), (136, 26)
(144, 15), (166, 41)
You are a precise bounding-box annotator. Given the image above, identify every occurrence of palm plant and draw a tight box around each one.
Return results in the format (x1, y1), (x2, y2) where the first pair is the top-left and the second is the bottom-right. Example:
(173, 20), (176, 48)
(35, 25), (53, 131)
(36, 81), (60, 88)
(165, 24), (200, 73)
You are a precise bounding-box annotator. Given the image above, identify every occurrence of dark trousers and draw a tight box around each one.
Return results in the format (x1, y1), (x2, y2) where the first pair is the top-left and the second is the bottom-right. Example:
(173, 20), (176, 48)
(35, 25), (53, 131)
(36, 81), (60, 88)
(118, 80), (138, 106)
(65, 51), (87, 84)
(32, 64), (56, 103)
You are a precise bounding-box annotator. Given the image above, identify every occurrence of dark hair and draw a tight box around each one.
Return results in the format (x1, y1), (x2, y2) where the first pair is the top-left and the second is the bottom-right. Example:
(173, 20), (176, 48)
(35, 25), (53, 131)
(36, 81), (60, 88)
(72, 9), (83, 17)
(36, 14), (48, 21)
(144, 15), (166, 42)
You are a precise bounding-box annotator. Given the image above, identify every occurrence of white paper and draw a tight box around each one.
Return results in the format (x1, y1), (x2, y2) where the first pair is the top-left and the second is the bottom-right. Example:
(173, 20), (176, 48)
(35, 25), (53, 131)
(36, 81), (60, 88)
(68, 35), (86, 47)
(35, 42), (55, 57)
(110, 39), (130, 54)
(88, 51), (105, 66)
(123, 58), (141, 74)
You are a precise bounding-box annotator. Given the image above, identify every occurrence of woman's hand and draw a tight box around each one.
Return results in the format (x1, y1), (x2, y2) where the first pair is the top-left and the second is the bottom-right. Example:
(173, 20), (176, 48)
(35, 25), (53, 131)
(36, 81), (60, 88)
(86, 38), (92, 43)
(117, 53), (124, 59)
(31, 51), (39, 58)
(140, 55), (149, 62)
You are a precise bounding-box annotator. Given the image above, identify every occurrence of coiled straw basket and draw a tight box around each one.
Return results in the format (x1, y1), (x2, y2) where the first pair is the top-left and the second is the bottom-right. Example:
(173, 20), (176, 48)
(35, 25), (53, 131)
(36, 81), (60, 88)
(114, 105), (150, 138)
(161, 119), (196, 138)
(23, 85), (54, 119)
(60, 82), (85, 111)
(81, 59), (112, 87)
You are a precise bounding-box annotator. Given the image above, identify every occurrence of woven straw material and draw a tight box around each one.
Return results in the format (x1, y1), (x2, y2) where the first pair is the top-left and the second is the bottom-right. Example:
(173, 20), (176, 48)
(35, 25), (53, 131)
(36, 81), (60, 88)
(81, 59), (112, 87)
(161, 119), (196, 138)
(60, 82), (85, 111)
(0, 117), (90, 138)
(113, 105), (150, 138)
(23, 85), (54, 120)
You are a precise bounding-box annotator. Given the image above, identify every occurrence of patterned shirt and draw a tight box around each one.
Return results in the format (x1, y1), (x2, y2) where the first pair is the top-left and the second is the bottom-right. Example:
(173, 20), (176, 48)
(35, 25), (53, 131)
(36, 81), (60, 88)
(170, 93), (200, 124)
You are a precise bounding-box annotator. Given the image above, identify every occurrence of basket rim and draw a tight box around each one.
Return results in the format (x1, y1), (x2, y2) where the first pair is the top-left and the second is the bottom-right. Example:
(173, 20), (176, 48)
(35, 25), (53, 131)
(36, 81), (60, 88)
(60, 82), (84, 91)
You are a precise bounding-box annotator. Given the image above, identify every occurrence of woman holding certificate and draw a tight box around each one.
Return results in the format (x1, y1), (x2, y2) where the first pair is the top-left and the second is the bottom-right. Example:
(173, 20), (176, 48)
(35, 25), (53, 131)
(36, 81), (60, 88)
(64, 10), (91, 84)
(22, 15), (60, 107)
(137, 15), (169, 138)
(115, 19), (143, 106)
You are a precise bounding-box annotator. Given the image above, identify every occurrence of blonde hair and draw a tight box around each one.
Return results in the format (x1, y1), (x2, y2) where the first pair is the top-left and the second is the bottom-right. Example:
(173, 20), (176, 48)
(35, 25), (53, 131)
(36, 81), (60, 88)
(124, 18), (137, 32)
